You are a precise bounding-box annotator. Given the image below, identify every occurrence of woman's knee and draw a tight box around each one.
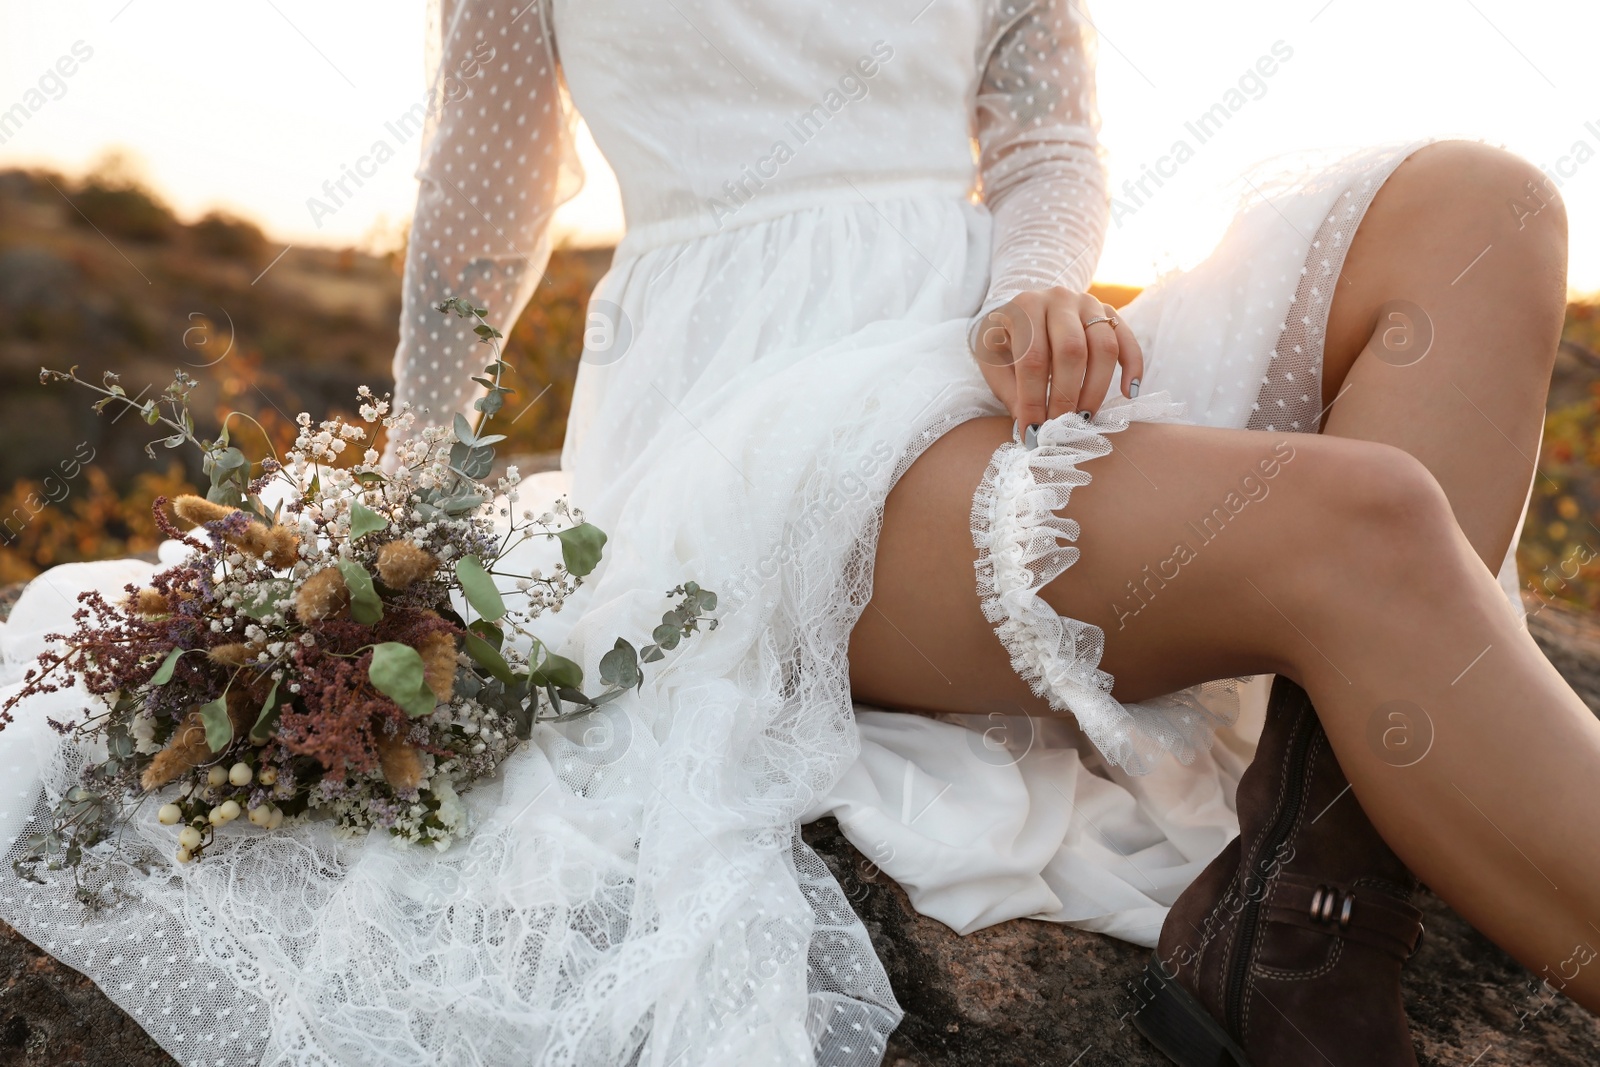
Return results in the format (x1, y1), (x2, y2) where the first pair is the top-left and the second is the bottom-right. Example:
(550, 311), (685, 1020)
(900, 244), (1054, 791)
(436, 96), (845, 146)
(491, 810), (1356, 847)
(1289, 438), (1462, 582)
(1400, 140), (1568, 247)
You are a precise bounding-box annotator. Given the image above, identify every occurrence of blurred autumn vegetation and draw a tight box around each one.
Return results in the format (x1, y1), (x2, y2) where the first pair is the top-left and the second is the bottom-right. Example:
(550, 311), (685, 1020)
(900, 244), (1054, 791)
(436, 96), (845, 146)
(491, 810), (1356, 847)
(2, 160), (1600, 612)
(0, 159), (605, 585)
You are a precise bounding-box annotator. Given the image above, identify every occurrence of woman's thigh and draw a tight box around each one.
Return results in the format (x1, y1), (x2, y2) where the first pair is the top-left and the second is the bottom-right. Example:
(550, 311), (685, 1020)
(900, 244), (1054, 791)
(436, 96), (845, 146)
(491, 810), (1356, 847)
(849, 416), (1416, 713)
(1315, 140), (1565, 565)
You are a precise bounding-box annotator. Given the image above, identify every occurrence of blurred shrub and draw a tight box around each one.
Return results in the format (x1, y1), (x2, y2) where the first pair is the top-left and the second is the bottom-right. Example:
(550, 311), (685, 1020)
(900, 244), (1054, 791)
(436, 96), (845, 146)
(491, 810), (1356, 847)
(70, 181), (177, 243)
(0, 465), (194, 584)
(1520, 372), (1600, 612)
(192, 210), (268, 263)
(492, 248), (608, 457)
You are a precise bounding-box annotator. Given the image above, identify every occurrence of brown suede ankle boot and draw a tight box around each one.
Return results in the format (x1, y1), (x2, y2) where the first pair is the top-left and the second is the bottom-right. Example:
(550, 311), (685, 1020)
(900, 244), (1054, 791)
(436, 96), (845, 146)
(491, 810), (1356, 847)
(1129, 676), (1425, 1066)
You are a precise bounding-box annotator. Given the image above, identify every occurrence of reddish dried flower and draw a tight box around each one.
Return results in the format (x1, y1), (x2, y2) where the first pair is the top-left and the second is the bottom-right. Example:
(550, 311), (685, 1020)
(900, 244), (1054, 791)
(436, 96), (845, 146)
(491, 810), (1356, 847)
(273, 606), (460, 779)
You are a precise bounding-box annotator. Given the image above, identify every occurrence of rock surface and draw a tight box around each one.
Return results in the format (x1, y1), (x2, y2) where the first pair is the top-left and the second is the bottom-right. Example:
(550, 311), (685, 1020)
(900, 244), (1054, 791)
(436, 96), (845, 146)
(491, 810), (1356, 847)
(3, 588), (1600, 1065)
(803, 818), (1600, 1067)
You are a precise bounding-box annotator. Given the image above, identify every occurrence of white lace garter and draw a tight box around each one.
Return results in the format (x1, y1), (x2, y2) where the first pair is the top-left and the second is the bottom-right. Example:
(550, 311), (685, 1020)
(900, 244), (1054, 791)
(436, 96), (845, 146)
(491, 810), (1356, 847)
(970, 392), (1245, 775)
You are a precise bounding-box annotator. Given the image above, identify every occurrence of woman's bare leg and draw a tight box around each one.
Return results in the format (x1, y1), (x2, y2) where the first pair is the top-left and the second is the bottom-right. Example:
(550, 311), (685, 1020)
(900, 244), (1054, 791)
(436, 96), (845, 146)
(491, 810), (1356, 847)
(850, 142), (1596, 1007)
(851, 419), (1600, 1011)
(1318, 140), (1568, 566)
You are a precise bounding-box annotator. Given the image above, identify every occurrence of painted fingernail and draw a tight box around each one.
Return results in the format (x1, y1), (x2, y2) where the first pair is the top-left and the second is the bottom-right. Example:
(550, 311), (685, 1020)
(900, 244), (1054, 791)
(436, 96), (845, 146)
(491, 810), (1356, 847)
(1024, 423), (1040, 450)
(1129, 378), (1141, 398)
(1077, 410), (1091, 419)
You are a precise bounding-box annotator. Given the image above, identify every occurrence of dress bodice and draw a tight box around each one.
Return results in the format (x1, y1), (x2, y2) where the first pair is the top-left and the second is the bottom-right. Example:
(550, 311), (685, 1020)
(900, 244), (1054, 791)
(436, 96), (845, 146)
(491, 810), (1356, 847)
(553, 0), (984, 247)
(395, 0), (1109, 418)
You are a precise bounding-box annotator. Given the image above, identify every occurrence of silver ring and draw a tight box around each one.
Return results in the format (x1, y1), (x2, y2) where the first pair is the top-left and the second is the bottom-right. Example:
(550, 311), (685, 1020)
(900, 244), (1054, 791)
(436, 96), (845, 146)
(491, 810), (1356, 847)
(1084, 314), (1119, 330)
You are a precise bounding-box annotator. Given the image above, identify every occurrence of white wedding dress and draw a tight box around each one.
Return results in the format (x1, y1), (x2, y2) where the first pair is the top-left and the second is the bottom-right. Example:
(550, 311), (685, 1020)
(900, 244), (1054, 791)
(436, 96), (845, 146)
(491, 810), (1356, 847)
(0, 1), (1528, 1064)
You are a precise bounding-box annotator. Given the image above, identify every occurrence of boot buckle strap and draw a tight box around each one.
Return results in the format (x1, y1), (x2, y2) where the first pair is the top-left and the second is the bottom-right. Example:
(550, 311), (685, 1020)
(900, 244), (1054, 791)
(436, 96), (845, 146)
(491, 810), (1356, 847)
(1307, 884), (1356, 930)
(1271, 876), (1425, 960)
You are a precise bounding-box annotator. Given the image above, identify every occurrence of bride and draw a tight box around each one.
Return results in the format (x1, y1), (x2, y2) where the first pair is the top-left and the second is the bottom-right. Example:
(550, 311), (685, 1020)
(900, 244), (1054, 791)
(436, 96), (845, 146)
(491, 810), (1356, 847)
(0, 0), (1591, 1064)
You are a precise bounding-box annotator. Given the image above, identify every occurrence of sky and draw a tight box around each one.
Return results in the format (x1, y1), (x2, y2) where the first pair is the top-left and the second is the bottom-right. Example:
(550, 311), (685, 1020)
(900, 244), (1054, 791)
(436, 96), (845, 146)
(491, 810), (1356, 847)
(2, 0), (1597, 292)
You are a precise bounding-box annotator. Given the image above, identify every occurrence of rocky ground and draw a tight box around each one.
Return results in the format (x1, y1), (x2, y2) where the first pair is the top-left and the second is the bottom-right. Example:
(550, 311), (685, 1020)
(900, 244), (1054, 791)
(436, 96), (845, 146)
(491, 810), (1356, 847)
(3, 589), (1600, 1066)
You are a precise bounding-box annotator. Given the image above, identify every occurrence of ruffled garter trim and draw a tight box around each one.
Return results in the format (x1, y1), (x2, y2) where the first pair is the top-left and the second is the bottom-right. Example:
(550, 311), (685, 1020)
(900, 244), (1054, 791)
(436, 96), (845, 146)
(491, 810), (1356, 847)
(969, 392), (1243, 776)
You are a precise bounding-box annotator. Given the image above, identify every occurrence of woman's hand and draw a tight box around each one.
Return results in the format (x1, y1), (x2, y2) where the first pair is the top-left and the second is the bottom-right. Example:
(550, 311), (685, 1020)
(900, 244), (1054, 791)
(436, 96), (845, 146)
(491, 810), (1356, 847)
(969, 287), (1144, 431)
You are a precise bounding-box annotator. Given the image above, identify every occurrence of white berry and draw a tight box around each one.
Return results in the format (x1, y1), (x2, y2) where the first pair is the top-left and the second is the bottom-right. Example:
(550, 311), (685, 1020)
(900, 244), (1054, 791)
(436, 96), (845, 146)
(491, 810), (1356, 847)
(175, 846), (193, 864)
(210, 800), (241, 825)
(257, 766), (278, 786)
(157, 804), (182, 825)
(228, 762), (253, 787)
(207, 766), (228, 787)
(178, 826), (203, 850)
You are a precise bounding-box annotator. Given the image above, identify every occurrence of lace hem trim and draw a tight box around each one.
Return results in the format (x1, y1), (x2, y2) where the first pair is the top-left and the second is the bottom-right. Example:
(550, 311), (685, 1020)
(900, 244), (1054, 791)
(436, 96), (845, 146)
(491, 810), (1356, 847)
(969, 393), (1241, 775)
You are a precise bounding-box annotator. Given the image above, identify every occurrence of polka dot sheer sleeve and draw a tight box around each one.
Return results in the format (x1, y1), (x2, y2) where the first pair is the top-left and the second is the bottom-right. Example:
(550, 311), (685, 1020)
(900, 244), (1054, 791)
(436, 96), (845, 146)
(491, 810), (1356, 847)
(975, 0), (1109, 313)
(393, 0), (583, 425)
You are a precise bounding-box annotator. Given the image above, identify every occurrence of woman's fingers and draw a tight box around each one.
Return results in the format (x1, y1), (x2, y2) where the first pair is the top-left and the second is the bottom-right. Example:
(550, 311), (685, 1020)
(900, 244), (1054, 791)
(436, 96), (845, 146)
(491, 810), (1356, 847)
(1044, 298), (1087, 420)
(1006, 295), (1051, 429)
(1112, 313), (1145, 398)
(969, 290), (1145, 429)
(1078, 295), (1121, 417)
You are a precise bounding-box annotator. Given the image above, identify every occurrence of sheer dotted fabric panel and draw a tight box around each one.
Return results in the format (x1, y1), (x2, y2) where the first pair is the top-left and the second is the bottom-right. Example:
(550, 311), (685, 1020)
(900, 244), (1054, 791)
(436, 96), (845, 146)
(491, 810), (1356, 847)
(392, 0), (583, 423)
(976, 0), (1108, 312)
(1246, 156), (1400, 433)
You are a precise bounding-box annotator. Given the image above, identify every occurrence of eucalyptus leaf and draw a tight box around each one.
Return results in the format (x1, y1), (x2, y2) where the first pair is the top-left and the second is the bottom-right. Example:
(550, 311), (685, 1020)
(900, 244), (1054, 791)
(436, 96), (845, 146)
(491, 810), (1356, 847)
(555, 523), (607, 578)
(336, 559), (384, 624)
(199, 694), (232, 753)
(249, 678), (283, 744)
(452, 412), (478, 447)
(439, 492), (486, 516)
(348, 501), (389, 541)
(455, 555), (506, 622)
(598, 638), (641, 690)
(448, 441), (495, 480)
(368, 643), (436, 718)
(206, 483), (244, 508)
(529, 650), (583, 690)
(652, 624), (682, 650)
(150, 647), (185, 686)
(106, 721), (134, 761)
(512, 699), (534, 741)
(468, 618), (504, 651)
(463, 630), (516, 684)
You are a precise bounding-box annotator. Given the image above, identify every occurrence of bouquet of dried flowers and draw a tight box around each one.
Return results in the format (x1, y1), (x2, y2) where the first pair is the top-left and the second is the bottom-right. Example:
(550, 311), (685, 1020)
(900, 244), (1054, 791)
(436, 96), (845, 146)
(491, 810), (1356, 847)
(3, 298), (715, 889)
